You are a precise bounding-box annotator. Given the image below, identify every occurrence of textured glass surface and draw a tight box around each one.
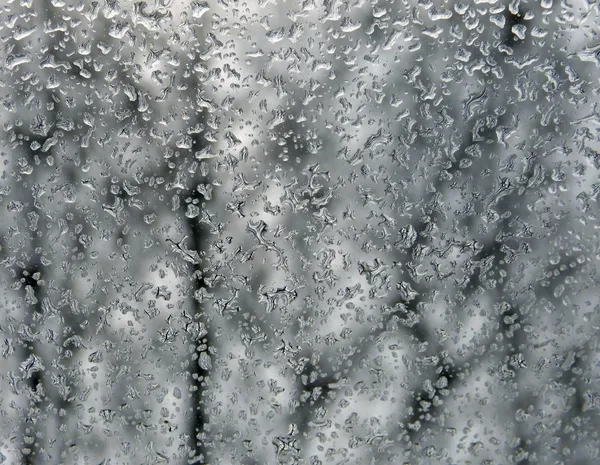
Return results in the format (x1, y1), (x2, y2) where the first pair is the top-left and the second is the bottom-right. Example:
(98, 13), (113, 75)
(1, 0), (600, 464)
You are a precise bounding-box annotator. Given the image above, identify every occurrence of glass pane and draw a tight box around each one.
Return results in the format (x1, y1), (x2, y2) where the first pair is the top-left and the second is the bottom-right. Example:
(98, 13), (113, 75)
(1, 0), (599, 464)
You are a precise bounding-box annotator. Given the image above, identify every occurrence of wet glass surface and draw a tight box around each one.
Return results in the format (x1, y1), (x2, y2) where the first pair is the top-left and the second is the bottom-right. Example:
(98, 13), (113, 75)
(1, 0), (600, 464)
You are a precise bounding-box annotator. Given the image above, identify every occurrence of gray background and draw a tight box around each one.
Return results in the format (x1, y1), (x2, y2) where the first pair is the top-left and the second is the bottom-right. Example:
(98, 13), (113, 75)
(1, 0), (600, 464)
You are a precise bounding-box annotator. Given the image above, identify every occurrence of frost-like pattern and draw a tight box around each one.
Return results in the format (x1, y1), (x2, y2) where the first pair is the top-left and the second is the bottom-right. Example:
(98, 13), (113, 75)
(1, 0), (600, 464)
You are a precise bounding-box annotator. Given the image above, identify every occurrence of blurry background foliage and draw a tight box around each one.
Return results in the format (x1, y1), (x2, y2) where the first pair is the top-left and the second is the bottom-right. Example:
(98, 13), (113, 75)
(1, 0), (600, 464)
